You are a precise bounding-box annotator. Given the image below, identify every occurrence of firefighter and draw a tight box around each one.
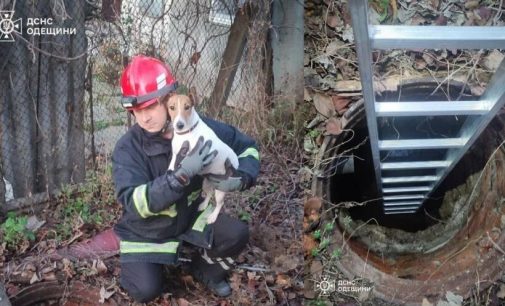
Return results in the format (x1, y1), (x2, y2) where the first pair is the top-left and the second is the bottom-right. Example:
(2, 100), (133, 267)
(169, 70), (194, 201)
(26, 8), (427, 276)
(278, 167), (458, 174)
(112, 55), (259, 302)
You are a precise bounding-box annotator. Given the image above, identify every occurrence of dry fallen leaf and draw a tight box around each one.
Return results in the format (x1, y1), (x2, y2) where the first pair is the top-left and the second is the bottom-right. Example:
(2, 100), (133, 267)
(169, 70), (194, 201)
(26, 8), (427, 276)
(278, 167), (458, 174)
(99, 286), (115, 304)
(332, 95), (351, 115)
(483, 50), (505, 71)
(326, 15), (340, 28)
(476, 7), (492, 22)
(62, 258), (75, 278)
(310, 260), (323, 279)
(229, 272), (242, 291)
(422, 53), (435, 66)
(247, 271), (258, 280)
(313, 93), (336, 118)
(342, 25), (354, 43)
(275, 274), (291, 288)
(247, 276), (257, 291)
(303, 217), (310, 232)
(464, 0), (479, 9)
(307, 210), (319, 223)
(24, 263), (36, 272)
(414, 58), (427, 70)
(180, 274), (195, 287)
(177, 297), (190, 306)
(326, 117), (342, 135)
(29, 272), (39, 284)
(40, 266), (54, 274)
(375, 75), (401, 93)
(435, 15), (447, 25)
(94, 259), (108, 274)
(303, 234), (318, 257)
(19, 239), (30, 253)
(469, 85), (486, 97)
(304, 197), (322, 217)
(336, 80), (361, 92)
(273, 254), (301, 272)
(42, 272), (57, 281)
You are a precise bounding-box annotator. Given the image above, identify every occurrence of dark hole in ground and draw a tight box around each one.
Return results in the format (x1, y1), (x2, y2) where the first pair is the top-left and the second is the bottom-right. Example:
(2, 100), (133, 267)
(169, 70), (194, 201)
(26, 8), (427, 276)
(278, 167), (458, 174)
(328, 81), (493, 232)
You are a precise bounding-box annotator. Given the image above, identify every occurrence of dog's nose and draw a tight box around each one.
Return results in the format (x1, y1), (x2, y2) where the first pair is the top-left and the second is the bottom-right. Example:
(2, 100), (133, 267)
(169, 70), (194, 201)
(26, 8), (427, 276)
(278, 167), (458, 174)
(176, 121), (184, 130)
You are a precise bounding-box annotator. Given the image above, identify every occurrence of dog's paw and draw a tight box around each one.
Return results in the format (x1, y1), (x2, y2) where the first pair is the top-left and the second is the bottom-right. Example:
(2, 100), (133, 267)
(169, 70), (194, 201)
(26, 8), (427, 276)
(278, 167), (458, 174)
(198, 202), (208, 212)
(206, 212), (218, 224)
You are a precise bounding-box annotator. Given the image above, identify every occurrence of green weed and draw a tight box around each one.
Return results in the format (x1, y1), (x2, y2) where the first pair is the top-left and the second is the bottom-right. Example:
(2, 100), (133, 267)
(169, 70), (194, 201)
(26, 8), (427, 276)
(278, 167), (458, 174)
(0, 212), (35, 248)
(238, 210), (252, 223)
(53, 169), (116, 242)
(331, 248), (342, 259)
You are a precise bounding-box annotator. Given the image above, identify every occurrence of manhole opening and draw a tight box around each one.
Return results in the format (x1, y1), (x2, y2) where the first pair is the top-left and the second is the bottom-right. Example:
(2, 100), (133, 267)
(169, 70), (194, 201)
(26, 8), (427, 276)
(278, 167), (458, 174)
(325, 80), (501, 232)
(314, 80), (505, 302)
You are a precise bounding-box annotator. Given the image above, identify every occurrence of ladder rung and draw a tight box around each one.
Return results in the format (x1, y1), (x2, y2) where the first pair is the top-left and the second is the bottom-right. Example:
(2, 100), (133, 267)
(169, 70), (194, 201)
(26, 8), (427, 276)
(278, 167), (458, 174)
(383, 187), (431, 193)
(382, 176), (439, 183)
(383, 201), (422, 206)
(385, 210), (417, 215)
(384, 194), (425, 201)
(381, 161), (451, 170)
(385, 206), (421, 211)
(371, 26), (505, 50)
(375, 101), (490, 117)
(379, 138), (467, 150)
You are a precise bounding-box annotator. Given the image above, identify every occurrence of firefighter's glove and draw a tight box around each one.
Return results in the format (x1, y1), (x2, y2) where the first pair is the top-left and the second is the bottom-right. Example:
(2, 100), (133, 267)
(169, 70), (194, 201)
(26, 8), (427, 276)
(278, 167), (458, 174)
(174, 136), (217, 186)
(204, 158), (250, 192)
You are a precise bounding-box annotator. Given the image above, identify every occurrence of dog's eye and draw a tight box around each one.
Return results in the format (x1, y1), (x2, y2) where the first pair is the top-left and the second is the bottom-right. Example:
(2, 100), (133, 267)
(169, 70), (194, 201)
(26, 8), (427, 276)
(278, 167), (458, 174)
(169, 106), (175, 111)
(184, 105), (190, 110)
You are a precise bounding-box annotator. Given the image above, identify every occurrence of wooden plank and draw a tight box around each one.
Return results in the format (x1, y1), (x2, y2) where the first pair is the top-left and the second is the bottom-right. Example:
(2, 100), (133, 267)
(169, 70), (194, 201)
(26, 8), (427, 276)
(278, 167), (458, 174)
(207, 4), (253, 117)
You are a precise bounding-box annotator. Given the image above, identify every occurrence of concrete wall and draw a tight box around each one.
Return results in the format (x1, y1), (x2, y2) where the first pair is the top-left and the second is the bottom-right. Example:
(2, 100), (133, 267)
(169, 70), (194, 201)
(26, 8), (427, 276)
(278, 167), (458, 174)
(271, 0), (304, 105)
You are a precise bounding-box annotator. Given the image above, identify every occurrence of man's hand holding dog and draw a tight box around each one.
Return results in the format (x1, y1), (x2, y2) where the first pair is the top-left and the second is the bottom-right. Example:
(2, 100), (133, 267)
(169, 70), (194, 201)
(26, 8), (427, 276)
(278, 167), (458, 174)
(174, 136), (217, 186)
(204, 158), (250, 192)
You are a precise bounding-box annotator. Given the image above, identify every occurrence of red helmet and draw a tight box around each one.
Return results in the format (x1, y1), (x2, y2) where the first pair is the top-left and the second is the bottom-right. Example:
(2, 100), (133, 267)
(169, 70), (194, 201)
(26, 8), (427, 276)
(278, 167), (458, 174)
(120, 55), (178, 111)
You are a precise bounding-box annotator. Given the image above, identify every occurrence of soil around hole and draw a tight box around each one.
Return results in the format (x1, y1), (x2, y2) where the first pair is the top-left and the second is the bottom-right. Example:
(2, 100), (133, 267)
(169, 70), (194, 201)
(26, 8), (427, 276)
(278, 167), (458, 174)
(312, 91), (505, 303)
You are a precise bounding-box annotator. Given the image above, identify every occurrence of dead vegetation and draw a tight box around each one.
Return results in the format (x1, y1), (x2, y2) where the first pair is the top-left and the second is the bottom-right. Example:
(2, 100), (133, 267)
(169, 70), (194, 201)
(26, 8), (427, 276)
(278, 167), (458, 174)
(0, 137), (305, 305)
(304, 0), (505, 305)
(304, 0), (505, 175)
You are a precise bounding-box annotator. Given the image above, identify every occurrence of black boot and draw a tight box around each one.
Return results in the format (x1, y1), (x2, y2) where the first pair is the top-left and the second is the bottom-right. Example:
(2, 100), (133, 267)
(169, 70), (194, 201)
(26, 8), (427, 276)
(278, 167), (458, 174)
(203, 278), (232, 297)
(190, 252), (233, 297)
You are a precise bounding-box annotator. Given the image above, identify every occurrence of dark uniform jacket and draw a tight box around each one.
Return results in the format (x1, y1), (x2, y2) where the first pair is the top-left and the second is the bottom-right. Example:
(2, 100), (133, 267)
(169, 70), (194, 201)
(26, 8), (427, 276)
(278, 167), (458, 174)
(112, 116), (260, 265)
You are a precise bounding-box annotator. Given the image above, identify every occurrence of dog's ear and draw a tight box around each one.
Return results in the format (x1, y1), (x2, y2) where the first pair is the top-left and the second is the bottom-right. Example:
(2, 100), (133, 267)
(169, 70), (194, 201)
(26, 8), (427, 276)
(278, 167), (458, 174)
(165, 93), (176, 108)
(188, 86), (199, 107)
(163, 94), (170, 107)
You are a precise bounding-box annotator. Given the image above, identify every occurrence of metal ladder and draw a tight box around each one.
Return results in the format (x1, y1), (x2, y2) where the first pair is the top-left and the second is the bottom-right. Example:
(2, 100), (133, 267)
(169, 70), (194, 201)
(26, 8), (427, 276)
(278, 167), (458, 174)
(349, 0), (505, 215)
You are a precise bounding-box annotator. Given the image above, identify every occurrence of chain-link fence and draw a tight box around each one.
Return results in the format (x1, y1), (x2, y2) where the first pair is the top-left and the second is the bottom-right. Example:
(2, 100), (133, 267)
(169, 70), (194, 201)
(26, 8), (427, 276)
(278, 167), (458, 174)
(0, 0), (271, 210)
(0, 0), (87, 206)
(85, 0), (270, 163)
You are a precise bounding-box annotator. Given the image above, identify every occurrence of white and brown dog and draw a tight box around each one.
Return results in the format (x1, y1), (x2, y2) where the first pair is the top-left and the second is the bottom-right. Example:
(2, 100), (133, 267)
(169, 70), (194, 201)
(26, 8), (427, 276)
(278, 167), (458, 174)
(166, 94), (239, 224)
